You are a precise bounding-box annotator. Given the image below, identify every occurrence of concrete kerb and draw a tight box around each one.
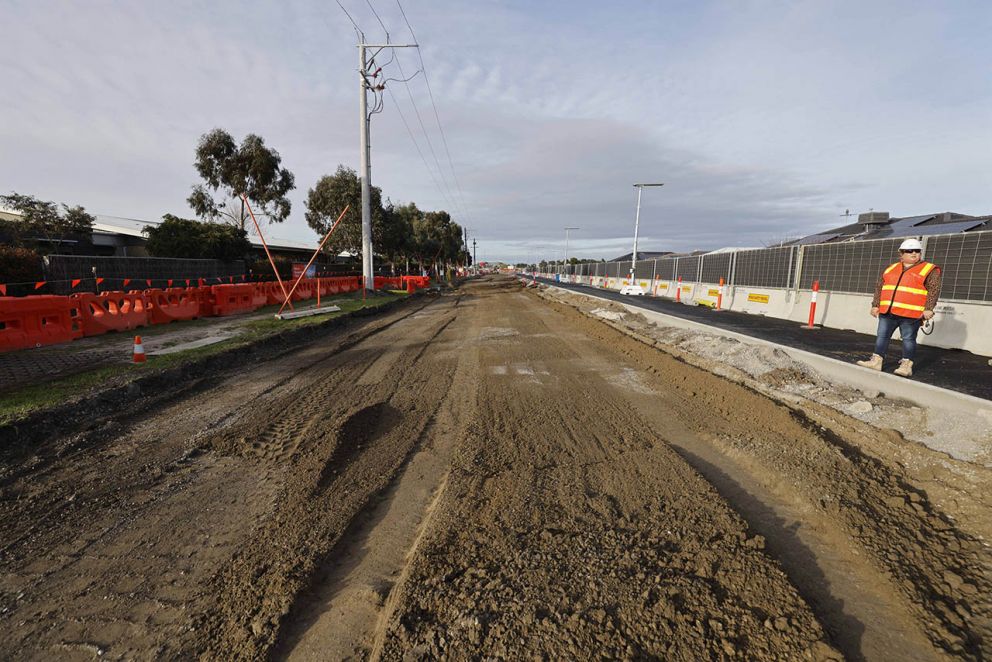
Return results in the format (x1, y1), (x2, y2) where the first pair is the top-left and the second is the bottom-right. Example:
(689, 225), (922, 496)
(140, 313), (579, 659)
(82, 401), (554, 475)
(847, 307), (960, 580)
(544, 283), (992, 418)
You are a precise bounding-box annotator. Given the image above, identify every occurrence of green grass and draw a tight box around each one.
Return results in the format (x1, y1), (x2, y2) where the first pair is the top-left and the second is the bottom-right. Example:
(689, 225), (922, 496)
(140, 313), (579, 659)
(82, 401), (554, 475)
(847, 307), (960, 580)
(0, 291), (406, 426)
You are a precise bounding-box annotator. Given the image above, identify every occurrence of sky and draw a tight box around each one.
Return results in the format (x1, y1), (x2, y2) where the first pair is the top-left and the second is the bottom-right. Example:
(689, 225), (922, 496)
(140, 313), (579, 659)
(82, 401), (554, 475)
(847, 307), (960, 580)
(1, 0), (990, 264)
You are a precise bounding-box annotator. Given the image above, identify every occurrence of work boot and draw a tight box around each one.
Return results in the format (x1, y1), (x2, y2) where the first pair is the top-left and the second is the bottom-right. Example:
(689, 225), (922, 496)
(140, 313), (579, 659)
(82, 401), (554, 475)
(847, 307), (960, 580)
(894, 359), (914, 377)
(856, 353), (883, 371)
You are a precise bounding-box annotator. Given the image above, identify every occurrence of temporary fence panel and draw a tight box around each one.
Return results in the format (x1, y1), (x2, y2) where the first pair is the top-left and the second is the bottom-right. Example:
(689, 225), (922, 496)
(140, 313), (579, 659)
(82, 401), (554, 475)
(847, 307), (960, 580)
(654, 257), (677, 281)
(633, 259), (655, 279)
(925, 231), (992, 302)
(44, 255), (245, 295)
(675, 255), (701, 282)
(699, 253), (732, 284)
(798, 238), (903, 293)
(733, 246), (795, 289)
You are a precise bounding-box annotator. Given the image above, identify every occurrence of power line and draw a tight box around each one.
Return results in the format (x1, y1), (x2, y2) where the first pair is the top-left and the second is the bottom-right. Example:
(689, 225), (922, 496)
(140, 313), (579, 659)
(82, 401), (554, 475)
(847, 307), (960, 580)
(364, 0), (390, 42)
(390, 48), (464, 221)
(334, 0), (364, 39)
(332, 1), (469, 222)
(395, 0), (475, 227)
(386, 86), (459, 212)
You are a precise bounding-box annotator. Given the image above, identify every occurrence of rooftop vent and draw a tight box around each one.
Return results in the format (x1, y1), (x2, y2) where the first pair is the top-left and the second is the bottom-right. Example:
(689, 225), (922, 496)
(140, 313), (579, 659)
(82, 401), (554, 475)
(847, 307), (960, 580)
(858, 211), (891, 225)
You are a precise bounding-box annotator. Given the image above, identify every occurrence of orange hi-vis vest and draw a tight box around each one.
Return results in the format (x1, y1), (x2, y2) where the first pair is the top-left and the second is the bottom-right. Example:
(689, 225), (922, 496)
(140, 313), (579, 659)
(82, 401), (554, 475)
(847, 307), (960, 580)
(879, 261), (938, 319)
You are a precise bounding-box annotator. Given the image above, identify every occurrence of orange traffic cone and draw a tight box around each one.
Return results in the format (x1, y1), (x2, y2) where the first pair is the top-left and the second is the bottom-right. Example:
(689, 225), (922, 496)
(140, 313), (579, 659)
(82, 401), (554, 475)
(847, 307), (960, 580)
(133, 335), (146, 363)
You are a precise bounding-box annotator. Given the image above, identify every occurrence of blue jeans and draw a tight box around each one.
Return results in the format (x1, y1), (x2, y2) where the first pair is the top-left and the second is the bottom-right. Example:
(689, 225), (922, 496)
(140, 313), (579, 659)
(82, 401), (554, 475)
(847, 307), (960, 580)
(873, 313), (922, 360)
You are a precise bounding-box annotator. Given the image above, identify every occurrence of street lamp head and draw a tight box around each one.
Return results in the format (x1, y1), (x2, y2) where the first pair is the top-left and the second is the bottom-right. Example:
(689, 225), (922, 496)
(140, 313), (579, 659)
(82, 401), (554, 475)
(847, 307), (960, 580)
(633, 183), (665, 188)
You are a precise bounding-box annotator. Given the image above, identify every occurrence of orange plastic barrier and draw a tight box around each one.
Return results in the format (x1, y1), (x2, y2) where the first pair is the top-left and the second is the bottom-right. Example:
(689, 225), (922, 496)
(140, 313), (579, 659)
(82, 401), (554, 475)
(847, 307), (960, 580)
(0, 276), (381, 353)
(291, 280), (313, 302)
(260, 282), (282, 306)
(72, 291), (149, 337)
(375, 276), (404, 290)
(402, 276), (430, 290)
(187, 286), (215, 318)
(0, 295), (83, 351)
(146, 288), (199, 324)
(251, 283), (268, 308)
(210, 284), (258, 316)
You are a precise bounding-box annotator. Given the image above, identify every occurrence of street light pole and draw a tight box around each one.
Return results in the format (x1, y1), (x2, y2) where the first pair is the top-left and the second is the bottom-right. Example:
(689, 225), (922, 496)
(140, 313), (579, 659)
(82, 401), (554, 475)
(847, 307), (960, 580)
(630, 183), (664, 279)
(564, 226), (579, 275)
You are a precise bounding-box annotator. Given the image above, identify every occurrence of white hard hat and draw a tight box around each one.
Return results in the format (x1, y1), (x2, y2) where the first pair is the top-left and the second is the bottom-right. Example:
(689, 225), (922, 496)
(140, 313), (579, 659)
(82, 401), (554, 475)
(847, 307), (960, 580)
(899, 238), (923, 251)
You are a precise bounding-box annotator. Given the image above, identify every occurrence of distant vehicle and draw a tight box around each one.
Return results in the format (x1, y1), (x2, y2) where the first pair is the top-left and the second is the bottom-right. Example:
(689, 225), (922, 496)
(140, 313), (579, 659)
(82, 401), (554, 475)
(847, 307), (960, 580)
(620, 285), (645, 296)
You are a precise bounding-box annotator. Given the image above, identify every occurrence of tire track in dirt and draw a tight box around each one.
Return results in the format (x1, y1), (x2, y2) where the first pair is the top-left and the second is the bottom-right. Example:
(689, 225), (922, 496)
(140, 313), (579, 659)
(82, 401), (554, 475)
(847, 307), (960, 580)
(274, 288), (485, 661)
(0, 294), (459, 659)
(537, 286), (991, 660)
(194, 300), (465, 659)
(376, 279), (841, 660)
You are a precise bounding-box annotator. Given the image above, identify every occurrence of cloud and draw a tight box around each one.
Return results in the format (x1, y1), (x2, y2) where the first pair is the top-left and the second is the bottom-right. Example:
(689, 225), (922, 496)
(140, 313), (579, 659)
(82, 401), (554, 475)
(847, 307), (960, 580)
(1, 0), (989, 265)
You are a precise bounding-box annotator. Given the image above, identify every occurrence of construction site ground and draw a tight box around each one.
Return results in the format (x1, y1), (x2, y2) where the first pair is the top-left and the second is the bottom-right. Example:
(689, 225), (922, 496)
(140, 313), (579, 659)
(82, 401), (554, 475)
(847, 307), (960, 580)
(1, 276), (989, 661)
(536, 277), (992, 402)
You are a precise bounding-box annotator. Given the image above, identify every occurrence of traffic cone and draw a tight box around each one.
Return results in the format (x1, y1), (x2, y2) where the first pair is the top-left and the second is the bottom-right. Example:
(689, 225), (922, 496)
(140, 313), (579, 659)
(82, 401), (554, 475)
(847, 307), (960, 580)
(133, 335), (146, 363)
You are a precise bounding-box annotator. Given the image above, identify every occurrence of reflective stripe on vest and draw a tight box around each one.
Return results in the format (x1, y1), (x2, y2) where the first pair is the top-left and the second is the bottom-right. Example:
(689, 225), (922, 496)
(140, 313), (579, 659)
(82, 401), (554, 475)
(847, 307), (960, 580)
(879, 261), (937, 319)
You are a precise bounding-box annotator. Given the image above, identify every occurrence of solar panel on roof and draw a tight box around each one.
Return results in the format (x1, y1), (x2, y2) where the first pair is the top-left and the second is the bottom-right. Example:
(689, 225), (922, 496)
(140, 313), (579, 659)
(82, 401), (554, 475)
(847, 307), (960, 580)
(899, 214), (937, 226)
(885, 220), (986, 238)
(795, 233), (840, 245)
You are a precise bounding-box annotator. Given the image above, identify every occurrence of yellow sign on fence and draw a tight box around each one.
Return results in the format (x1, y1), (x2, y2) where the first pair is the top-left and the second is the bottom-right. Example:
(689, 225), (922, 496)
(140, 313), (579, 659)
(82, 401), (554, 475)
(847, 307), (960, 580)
(708, 289), (720, 297)
(747, 293), (770, 304)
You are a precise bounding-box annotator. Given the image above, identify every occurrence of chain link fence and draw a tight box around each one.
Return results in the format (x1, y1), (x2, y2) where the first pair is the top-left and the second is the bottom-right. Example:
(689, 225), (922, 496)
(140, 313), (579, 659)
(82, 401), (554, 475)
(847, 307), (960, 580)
(551, 229), (992, 304)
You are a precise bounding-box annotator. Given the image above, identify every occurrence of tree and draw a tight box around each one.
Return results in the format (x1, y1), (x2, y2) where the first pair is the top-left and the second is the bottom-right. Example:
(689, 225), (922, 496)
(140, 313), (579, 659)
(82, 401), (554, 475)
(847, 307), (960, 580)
(188, 129), (295, 231)
(305, 166), (384, 255)
(0, 192), (95, 252)
(144, 214), (251, 261)
(380, 201), (417, 272)
(408, 210), (466, 275)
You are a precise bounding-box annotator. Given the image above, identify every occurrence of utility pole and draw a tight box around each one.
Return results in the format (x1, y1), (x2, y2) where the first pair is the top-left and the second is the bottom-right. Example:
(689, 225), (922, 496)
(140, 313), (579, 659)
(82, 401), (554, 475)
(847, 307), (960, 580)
(472, 238), (477, 273)
(630, 183), (664, 279)
(358, 38), (417, 292)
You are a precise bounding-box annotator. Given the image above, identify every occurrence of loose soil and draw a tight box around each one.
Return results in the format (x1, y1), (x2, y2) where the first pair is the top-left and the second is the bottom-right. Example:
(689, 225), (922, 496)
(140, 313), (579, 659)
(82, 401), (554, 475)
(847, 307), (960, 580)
(0, 276), (987, 660)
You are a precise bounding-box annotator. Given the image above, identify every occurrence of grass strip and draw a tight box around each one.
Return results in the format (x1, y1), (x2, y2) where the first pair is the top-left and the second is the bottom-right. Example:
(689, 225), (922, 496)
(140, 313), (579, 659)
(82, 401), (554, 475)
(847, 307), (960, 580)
(0, 292), (404, 426)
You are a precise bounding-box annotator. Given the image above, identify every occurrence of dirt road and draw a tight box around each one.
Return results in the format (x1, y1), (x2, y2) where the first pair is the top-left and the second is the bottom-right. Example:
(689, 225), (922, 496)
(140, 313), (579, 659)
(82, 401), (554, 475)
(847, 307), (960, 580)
(1, 276), (988, 660)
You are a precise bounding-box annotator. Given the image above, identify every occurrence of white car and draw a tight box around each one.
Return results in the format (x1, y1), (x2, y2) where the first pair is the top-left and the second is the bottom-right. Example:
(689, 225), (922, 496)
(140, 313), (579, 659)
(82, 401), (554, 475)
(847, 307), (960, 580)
(619, 285), (646, 296)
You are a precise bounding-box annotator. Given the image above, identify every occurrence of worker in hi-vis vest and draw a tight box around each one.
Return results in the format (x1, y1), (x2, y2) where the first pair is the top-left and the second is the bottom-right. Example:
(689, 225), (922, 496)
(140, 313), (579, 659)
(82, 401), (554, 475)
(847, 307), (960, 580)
(856, 238), (941, 377)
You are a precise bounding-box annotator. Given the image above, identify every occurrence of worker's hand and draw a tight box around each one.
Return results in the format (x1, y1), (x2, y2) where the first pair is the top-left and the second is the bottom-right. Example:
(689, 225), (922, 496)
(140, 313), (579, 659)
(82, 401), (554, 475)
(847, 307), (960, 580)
(870, 307), (879, 318)
(923, 310), (935, 320)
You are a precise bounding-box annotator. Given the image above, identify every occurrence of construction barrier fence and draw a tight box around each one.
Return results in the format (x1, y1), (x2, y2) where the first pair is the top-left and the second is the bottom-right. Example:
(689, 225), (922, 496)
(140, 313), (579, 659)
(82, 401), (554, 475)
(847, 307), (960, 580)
(0, 275), (432, 353)
(549, 229), (992, 304)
